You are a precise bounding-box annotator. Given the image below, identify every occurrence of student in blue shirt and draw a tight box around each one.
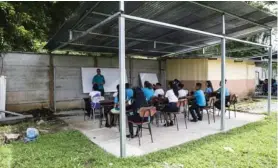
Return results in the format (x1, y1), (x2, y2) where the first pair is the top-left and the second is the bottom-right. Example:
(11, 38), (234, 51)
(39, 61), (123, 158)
(142, 81), (154, 102)
(187, 83), (206, 122)
(125, 83), (134, 101)
(214, 79), (230, 110)
(92, 68), (105, 96)
(205, 80), (214, 94)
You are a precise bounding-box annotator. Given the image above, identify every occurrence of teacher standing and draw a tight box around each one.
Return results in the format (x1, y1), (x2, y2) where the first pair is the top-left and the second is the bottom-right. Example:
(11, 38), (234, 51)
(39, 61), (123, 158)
(93, 68), (105, 96)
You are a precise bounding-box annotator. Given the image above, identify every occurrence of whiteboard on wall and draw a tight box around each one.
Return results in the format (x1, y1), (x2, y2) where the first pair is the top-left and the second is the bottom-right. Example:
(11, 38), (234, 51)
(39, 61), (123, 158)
(81, 68), (127, 93)
(139, 73), (159, 86)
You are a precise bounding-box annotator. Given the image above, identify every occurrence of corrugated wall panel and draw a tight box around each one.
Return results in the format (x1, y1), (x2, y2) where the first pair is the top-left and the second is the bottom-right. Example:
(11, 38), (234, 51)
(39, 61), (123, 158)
(166, 59), (208, 81)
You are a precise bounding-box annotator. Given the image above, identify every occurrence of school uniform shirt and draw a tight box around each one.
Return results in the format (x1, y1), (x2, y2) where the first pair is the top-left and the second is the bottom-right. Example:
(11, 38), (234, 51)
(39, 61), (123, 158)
(194, 90), (206, 107)
(142, 88), (154, 101)
(113, 92), (130, 104)
(92, 74), (105, 90)
(178, 89), (188, 98)
(89, 91), (101, 108)
(165, 89), (178, 103)
(217, 87), (230, 96)
(126, 88), (134, 100)
(154, 88), (165, 97)
(205, 87), (213, 94)
(113, 92), (118, 104)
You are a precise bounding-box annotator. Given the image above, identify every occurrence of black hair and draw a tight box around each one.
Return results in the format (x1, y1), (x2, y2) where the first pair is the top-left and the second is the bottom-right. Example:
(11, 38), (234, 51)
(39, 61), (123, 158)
(132, 87), (147, 110)
(206, 80), (214, 92)
(144, 81), (152, 89)
(169, 81), (179, 97)
(125, 83), (130, 88)
(178, 83), (184, 89)
(196, 83), (202, 88)
(116, 84), (120, 101)
(144, 81), (149, 87)
(97, 68), (101, 71)
(93, 84), (99, 91)
(156, 83), (162, 86)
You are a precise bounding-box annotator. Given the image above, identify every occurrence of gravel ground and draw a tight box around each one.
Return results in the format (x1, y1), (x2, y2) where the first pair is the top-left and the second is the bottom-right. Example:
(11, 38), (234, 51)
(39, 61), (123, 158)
(236, 99), (277, 113)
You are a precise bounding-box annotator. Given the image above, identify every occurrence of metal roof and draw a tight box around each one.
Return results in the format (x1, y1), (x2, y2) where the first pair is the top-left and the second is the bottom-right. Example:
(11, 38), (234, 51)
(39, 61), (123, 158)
(45, 1), (277, 57)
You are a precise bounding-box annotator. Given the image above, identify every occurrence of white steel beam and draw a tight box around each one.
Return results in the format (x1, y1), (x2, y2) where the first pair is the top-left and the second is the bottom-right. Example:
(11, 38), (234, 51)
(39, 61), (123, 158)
(220, 14), (226, 131)
(61, 42), (171, 54)
(188, 1), (272, 30)
(52, 12), (121, 52)
(72, 30), (199, 48)
(119, 0), (126, 158)
(121, 14), (271, 57)
(267, 29), (273, 115)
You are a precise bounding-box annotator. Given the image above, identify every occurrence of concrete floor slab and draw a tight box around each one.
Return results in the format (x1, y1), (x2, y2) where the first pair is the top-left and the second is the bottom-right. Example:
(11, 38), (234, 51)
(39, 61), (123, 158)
(60, 111), (264, 157)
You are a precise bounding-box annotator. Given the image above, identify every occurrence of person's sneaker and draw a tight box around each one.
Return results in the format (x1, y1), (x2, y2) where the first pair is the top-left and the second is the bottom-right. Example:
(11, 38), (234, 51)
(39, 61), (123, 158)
(163, 122), (170, 127)
(190, 119), (198, 122)
(105, 123), (111, 128)
(198, 118), (202, 121)
(170, 120), (174, 126)
(126, 134), (134, 138)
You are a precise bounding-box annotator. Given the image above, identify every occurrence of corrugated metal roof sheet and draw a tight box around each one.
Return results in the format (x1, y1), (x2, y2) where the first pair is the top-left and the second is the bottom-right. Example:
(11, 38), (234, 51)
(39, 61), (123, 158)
(45, 1), (277, 57)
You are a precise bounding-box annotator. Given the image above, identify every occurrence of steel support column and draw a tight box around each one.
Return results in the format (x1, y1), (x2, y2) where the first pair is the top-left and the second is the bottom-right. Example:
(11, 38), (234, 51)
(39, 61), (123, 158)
(267, 29), (273, 115)
(119, 0), (126, 158)
(220, 14), (226, 131)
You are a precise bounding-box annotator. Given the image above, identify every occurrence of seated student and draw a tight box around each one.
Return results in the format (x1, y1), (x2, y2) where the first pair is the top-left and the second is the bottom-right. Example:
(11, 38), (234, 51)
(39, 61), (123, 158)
(125, 83), (134, 101)
(205, 80), (214, 95)
(272, 79), (277, 95)
(89, 84), (111, 127)
(126, 87), (150, 138)
(142, 81), (155, 102)
(153, 83), (165, 97)
(178, 83), (188, 99)
(263, 79), (268, 94)
(187, 83), (206, 122)
(163, 81), (179, 126)
(89, 84), (102, 109)
(214, 79), (230, 110)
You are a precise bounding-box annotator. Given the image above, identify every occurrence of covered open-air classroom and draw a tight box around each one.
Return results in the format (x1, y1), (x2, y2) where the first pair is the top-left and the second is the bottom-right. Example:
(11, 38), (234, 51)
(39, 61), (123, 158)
(1, 1), (275, 158)
(43, 1), (277, 157)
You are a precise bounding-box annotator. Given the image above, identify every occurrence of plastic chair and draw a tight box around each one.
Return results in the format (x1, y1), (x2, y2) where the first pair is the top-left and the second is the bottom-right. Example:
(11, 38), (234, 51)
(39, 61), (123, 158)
(128, 106), (156, 146)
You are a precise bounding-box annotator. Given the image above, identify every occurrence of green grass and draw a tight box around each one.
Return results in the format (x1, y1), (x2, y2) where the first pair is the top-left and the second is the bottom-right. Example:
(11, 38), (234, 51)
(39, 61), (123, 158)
(0, 114), (277, 168)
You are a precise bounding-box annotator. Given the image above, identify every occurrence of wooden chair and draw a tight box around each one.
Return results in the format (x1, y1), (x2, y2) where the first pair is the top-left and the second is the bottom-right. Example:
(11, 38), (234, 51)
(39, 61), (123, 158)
(227, 94), (238, 119)
(200, 97), (215, 124)
(128, 107), (157, 146)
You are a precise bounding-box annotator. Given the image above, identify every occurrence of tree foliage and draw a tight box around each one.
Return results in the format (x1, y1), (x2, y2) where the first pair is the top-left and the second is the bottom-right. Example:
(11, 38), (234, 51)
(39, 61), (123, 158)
(0, 1), (79, 52)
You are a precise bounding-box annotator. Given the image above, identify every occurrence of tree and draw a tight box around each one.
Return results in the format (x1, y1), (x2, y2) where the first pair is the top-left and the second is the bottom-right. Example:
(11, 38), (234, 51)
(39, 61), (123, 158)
(0, 1), (79, 52)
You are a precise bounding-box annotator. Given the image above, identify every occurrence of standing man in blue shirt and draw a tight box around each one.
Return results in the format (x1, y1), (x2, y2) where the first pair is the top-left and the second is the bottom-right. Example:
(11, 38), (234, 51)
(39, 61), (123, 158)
(187, 83), (206, 122)
(93, 68), (105, 96)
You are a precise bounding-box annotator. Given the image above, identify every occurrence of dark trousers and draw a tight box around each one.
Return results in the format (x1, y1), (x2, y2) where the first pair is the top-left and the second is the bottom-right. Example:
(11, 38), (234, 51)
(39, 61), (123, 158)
(128, 114), (150, 135)
(163, 103), (178, 121)
(189, 103), (204, 120)
(214, 96), (230, 110)
(99, 89), (105, 96)
(163, 103), (178, 112)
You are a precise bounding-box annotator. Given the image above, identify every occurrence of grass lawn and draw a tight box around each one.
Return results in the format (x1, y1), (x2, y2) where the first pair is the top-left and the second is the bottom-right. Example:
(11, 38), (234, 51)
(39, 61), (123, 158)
(0, 113), (277, 168)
